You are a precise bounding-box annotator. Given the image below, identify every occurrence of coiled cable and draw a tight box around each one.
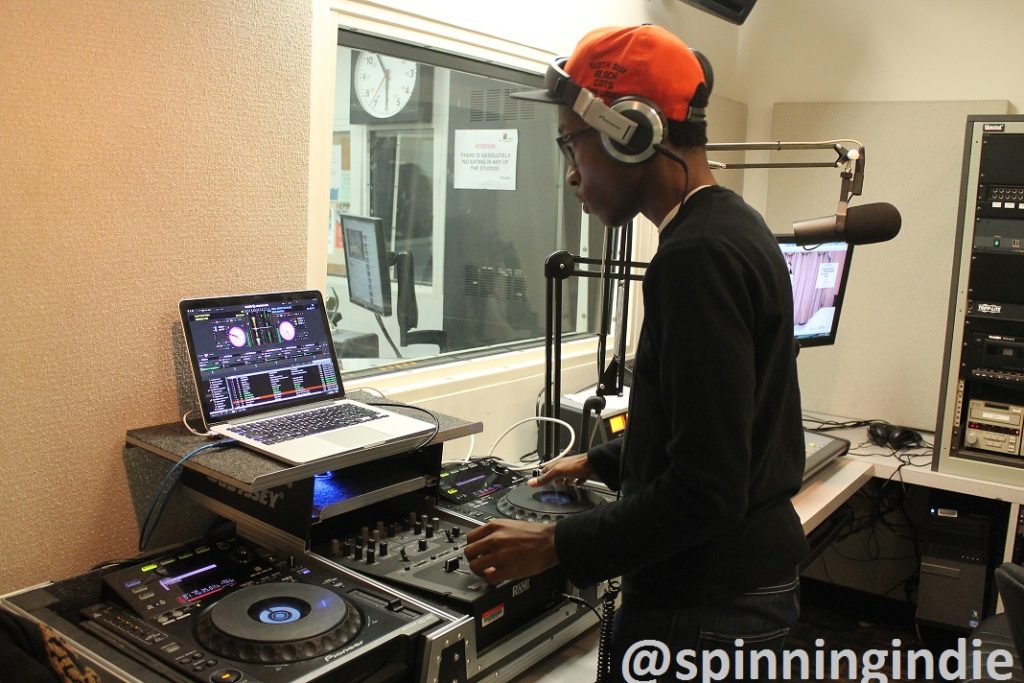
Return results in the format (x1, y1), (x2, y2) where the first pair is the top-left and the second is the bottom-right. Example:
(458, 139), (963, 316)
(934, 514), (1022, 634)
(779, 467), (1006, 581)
(595, 578), (621, 683)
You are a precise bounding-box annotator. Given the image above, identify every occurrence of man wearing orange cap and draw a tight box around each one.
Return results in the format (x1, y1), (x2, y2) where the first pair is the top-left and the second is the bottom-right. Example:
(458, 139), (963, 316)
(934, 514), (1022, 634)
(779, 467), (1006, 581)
(464, 25), (809, 680)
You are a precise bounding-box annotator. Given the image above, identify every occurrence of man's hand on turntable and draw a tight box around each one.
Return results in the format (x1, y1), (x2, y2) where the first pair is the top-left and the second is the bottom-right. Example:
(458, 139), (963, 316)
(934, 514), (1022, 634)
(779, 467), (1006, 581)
(528, 453), (593, 487)
(463, 520), (557, 585)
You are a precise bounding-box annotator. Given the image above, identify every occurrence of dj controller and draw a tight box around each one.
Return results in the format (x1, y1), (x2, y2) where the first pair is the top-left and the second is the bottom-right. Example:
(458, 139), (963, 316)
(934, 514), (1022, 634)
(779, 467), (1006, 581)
(311, 458), (608, 651)
(79, 536), (436, 683)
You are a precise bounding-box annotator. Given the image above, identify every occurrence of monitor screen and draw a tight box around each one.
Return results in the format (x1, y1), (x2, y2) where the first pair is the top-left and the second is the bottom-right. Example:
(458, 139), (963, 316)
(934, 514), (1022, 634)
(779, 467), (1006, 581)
(777, 238), (853, 347)
(341, 213), (392, 316)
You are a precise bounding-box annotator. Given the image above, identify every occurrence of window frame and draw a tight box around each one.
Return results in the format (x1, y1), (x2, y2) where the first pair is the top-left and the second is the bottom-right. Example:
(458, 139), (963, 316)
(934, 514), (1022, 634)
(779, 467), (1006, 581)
(309, 1), (648, 400)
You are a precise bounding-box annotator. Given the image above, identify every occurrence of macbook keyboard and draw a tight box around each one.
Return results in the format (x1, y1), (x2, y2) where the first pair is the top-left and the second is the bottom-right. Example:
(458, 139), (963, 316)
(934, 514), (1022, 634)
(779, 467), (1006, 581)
(231, 403), (384, 445)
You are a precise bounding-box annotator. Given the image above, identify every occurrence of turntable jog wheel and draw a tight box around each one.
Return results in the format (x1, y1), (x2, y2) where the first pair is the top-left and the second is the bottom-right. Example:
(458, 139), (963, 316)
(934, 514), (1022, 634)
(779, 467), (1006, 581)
(195, 582), (362, 663)
(496, 483), (601, 522)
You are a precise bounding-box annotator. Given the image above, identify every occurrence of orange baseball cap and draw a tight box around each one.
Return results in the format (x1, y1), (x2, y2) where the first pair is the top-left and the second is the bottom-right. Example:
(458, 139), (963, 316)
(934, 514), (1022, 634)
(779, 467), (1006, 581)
(514, 25), (711, 123)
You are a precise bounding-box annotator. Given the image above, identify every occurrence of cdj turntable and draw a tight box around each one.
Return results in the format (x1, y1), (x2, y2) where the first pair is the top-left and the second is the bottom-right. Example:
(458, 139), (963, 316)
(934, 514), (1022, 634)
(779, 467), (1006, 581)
(436, 457), (607, 523)
(80, 536), (436, 683)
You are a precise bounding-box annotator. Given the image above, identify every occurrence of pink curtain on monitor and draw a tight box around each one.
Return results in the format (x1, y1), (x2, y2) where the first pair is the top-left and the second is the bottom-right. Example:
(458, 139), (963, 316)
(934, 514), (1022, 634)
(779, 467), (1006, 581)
(786, 251), (845, 325)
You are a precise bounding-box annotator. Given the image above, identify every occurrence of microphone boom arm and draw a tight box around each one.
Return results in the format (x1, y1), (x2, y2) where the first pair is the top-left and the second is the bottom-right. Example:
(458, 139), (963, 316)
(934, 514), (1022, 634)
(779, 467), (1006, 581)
(707, 138), (866, 235)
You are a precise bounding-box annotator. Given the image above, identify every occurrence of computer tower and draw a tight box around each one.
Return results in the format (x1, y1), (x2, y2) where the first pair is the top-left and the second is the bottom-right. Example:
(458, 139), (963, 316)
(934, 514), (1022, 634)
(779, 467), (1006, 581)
(916, 491), (1006, 630)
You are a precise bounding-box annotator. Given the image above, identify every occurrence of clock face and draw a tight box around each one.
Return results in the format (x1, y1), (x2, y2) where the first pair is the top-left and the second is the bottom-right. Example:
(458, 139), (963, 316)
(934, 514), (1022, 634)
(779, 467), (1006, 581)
(353, 52), (419, 119)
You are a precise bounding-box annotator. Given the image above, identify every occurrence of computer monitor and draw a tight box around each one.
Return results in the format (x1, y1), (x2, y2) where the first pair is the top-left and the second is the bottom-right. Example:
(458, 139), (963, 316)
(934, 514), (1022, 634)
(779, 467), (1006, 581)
(341, 213), (392, 316)
(777, 237), (854, 347)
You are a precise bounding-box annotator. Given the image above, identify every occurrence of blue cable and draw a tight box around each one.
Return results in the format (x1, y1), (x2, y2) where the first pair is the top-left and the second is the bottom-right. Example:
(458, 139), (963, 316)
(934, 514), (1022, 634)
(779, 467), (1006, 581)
(137, 439), (236, 552)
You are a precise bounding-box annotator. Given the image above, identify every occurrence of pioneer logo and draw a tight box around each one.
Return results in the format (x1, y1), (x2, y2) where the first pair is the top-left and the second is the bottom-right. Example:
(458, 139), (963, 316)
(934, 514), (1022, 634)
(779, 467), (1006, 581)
(512, 579), (530, 597)
(977, 303), (1002, 314)
(325, 639), (365, 661)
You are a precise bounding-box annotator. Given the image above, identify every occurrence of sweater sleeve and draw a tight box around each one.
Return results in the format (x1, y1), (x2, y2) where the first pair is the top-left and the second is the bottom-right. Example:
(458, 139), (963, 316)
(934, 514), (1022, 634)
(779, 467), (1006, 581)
(555, 241), (759, 587)
(586, 437), (623, 490)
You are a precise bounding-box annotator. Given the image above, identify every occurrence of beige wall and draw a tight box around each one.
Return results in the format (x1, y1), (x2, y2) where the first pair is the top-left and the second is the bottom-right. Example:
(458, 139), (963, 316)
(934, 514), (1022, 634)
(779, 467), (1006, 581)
(1, 1), (311, 591)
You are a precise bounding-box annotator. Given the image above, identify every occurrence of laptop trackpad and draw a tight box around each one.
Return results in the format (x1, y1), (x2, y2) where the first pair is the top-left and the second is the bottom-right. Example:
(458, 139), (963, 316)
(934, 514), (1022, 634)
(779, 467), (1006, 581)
(314, 425), (389, 449)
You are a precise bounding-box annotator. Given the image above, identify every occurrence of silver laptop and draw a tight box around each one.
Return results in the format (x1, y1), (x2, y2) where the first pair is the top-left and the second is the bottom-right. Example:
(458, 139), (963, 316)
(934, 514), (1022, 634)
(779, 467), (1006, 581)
(802, 430), (850, 481)
(179, 290), (434, 465)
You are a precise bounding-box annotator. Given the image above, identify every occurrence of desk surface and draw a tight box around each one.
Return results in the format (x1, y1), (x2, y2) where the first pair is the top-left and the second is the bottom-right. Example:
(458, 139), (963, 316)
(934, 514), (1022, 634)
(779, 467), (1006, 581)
(793, 457), (874, 532)
(803, 414), (1024, 505)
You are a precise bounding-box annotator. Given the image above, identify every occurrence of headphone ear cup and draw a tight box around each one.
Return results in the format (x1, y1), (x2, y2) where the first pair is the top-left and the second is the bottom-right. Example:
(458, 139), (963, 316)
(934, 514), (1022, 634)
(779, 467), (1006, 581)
(601, 98), (665, 164)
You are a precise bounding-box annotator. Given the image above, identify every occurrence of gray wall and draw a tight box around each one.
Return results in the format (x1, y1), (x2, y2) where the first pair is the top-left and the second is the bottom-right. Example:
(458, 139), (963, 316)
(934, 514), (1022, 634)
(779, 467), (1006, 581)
(765, 100), (1010, 430)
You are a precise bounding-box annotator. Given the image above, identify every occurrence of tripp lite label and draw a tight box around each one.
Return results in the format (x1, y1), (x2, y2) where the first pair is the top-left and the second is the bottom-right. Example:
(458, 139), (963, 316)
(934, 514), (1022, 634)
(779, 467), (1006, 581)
(481, 604), (505, 627)
(977, 303), (1003, 314)
(983, 123), (1006, 132)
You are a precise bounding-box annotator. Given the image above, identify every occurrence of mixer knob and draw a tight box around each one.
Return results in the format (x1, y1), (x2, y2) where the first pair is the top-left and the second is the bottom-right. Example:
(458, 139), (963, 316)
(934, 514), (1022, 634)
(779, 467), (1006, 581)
(366, 546), (376, 564)
(342, 541), (352, 558)
(361, 526), (370, 543)
(418, 538), (428, 552)
(372, 529), (381, 543)
(353, 545), (363, 561)
(379, 541), (388, 557)
(451, 526), (461, 538)
(329, 538), (341, 556)
(229, 546), (253, 564)
(443, 557), (460, 573)
(414, 521), (423, 535)
(388, 523), (398, 538)
(426, 522), (434, 539)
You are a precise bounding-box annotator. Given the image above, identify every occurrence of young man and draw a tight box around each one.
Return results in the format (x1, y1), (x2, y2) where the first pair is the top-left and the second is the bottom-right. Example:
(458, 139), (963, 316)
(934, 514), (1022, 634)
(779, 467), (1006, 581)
(463, 25), (809, 679)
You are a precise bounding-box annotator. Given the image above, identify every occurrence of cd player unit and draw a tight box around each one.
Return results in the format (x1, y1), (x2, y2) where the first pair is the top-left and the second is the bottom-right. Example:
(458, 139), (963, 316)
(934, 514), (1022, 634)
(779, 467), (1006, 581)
(79, 536), (437, 683)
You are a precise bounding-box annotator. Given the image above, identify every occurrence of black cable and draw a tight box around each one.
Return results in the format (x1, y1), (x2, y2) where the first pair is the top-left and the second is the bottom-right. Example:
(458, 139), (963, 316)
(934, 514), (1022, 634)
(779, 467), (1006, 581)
(363, 401), (440, 451)
(595, 579), (621, 683)
(374, 313), (404, 359)
(518, 450), (541, 465)
(560, 593), (601, 620)
(802, 416), (887, 432)
(137, 439), (236, 552)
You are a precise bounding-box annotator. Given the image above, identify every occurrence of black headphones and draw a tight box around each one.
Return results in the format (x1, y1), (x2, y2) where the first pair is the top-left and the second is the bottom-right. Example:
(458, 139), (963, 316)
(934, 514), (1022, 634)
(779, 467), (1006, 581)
(538, 50), (713, 165)
(867, 421), (924, 450)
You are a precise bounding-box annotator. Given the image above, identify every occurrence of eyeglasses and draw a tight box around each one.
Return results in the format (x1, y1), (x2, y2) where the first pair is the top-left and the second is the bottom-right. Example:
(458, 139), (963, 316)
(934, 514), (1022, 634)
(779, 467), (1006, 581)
(555, 126), (594, 169)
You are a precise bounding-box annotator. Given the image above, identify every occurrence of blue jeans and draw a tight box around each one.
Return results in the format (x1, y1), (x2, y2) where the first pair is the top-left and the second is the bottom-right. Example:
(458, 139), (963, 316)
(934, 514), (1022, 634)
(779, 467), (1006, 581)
(607, 574), (801, 683)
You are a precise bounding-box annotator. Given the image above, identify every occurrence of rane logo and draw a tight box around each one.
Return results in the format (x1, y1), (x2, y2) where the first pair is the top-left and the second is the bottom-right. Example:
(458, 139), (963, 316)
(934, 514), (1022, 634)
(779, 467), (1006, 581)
(977, 303), (1002, 314)
(512, 579), (530, 597)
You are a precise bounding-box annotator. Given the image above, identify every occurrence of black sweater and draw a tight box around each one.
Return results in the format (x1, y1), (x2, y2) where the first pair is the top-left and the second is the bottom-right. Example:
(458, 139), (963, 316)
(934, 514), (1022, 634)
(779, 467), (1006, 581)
(555, 186), (810, 608)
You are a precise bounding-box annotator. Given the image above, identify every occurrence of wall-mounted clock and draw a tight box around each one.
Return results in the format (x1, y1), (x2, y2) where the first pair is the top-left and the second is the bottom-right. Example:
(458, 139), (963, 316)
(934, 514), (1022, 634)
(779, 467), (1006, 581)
(350, 51), (433, 124)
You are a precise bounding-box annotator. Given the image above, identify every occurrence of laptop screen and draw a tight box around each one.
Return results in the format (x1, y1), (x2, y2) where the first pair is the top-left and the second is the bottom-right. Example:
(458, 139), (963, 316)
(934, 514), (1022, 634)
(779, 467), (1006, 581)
(179, 291), (344, 424)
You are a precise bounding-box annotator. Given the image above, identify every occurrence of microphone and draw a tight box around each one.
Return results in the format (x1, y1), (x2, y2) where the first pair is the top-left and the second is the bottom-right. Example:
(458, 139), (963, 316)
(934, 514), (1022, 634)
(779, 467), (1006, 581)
(792, 202), (901, 245)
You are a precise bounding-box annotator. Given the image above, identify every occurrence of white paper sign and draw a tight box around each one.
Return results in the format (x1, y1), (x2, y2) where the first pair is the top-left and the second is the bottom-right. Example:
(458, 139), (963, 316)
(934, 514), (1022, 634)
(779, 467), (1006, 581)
(815, 262), (838, 289)
(453, 129), (518, 191)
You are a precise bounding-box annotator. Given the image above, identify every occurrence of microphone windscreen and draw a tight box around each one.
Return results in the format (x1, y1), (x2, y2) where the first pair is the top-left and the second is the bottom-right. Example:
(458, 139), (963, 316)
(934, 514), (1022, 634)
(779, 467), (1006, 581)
(844, 202), (901, 245)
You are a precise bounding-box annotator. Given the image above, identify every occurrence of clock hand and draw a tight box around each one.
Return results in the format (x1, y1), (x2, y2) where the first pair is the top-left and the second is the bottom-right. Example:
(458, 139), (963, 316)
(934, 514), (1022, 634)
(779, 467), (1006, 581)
(368, 74), (386, 108)
(367, 54), (388, 108)
(379, 55), (391, 112)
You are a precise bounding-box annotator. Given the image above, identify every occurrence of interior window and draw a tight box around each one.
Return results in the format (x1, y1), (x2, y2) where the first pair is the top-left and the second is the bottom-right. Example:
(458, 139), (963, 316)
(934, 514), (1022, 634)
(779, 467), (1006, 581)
(327, 30), (609, 376)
